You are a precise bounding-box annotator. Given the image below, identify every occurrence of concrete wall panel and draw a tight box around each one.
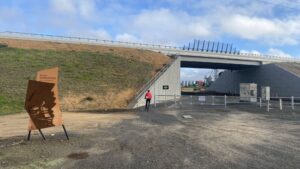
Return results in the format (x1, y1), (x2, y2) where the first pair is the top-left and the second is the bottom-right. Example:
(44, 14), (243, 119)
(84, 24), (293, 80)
(134, 57), (181, 108)
(208, 64), (300, 97)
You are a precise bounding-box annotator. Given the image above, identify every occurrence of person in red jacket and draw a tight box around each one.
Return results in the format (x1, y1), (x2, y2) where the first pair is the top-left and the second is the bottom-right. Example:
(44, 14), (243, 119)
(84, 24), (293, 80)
(144, 90), (152, 111)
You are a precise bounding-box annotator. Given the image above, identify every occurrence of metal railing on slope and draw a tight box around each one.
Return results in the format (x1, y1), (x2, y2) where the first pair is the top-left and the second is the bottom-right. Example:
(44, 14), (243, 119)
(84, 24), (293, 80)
(1, 31), (300, 63)
(128, 57), (178, 108)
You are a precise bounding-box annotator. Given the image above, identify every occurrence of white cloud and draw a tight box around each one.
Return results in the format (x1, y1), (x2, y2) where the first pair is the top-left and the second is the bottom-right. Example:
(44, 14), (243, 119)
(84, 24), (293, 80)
(50, 0), (76, 15)
(50, 0), (98, 20)
(3, 0), (300, 52)
(68, 29), (112, 40)
(190, 0), (300, 46)
(181, 68), (212, 81)
(41, 0), (300, 48)
(240, 48), (295, 58)
(77, 0), (97, 20)
(116, 7), (300, 46)
(221, 14), (300, 45)
(267, 48), (293, 58)
(222, 14), (281, 40)
(92, 29), (112, 40)
(240, 50), (261, 55)
(115, 33), (140, 42)
(123, 8), (213, 44)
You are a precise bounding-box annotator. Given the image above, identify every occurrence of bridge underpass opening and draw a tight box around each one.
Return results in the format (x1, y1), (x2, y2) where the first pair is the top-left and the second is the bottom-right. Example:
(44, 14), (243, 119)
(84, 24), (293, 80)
(132, 57), (261, 108)
(180, 60), (259, 96)
(180, 68), (222, 95)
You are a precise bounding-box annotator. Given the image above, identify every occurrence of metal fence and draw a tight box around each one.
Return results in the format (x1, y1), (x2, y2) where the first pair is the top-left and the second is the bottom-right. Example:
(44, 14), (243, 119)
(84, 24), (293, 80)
(152, 95), (300, 111)
(259, 97), (300, 112)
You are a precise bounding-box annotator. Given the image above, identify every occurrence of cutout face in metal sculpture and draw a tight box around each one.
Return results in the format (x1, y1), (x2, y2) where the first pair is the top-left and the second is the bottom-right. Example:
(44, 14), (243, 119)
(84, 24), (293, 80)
(25, 80), (56, 129)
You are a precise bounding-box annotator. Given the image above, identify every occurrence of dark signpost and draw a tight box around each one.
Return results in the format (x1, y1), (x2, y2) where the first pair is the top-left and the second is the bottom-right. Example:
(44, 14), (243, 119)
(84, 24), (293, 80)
(163, 85), (169, 90)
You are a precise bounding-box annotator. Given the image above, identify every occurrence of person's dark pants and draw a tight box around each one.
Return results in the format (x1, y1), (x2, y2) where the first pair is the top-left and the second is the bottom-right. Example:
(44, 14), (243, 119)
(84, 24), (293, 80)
(145, 99), (151, 111)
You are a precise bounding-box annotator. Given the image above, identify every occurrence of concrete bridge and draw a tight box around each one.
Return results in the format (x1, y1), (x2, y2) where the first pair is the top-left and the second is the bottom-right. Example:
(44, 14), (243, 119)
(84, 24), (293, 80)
(1, 31), (299, 66)
(1, 31), (299, 108)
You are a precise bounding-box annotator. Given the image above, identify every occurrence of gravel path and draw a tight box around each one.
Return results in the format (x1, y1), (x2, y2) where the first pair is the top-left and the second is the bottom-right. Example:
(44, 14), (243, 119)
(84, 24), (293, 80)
(0, 103), (300, 169)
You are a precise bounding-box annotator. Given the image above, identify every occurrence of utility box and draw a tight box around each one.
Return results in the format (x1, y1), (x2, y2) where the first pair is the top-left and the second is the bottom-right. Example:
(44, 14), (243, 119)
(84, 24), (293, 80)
(240, 83), (257, 102)
(261, 86), (270, 100)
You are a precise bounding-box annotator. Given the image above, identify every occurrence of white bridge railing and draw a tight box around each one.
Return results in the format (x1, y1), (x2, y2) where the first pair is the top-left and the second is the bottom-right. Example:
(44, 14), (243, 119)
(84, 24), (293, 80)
(1, 31), (300, 63)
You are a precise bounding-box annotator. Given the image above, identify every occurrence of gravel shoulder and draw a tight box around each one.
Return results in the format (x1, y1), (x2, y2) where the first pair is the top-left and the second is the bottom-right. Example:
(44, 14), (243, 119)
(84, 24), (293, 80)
(0, 104), (300, 169)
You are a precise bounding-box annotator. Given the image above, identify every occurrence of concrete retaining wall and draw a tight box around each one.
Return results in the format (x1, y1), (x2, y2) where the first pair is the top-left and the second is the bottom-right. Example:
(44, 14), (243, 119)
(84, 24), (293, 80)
(133, 57), (181, 108)
(208, 64), (300, 97)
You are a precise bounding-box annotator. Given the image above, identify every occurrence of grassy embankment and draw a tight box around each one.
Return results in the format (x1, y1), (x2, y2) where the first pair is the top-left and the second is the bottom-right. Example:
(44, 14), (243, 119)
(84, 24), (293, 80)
(0, 47), (153, 115)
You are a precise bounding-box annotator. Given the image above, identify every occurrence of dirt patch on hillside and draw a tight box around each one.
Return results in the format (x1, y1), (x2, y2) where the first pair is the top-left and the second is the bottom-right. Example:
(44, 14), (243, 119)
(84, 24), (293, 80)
(62, 88), (136, 111)
(0, 38), (170, 72)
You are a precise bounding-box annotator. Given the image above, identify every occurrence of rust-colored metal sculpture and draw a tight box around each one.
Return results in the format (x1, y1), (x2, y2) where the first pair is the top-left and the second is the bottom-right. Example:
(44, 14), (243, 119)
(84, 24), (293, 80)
(25, 67), (68, 140)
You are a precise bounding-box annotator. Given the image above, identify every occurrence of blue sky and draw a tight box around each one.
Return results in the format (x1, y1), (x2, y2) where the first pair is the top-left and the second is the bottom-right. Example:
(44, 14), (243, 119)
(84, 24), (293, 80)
(1, 0), (300, 80)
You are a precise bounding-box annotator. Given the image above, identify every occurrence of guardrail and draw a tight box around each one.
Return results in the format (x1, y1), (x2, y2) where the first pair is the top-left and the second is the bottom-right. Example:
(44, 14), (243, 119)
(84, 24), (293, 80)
(1, 31), (300, 63)
(0, 31), (183, 50)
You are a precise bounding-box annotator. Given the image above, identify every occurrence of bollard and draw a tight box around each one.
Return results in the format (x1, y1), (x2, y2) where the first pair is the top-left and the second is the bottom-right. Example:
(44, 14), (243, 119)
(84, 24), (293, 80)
(259, 98), (262, 108)
(190, 95), (193, 105)
(165, 95), (167, 107)
(291, 96), (294, 110)
(267, 100), (270, 112)
(224, 95), (227, 109)
(174, 94), (176, 104)
(279, 98), (282, 110)
(212, 96), (215, 105)
(154, 95), (156, 107)
(165, 93), (167, 103)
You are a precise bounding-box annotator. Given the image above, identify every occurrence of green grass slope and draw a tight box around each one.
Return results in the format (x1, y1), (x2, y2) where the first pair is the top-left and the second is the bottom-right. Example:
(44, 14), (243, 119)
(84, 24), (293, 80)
(0, 47), (153, 115)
